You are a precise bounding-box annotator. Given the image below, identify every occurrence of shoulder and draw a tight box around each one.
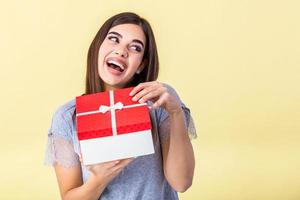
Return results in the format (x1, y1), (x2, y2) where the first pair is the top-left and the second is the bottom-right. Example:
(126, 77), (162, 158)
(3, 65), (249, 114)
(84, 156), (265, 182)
(162, 83), (177, 94)
(53, 98), (76, 120)
(48, 99), (76, 139)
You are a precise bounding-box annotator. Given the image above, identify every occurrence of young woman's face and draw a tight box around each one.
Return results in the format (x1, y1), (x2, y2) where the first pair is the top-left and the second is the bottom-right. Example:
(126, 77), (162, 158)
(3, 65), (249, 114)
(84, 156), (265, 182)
(98, 23), (146, 90)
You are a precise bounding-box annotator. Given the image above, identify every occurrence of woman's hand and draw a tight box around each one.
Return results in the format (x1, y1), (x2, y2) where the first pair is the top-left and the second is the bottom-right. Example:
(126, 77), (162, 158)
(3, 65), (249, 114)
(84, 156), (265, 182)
(129, 81), (182, 115)
(55, 157), (134, 200)
(84, 158), (134, 186)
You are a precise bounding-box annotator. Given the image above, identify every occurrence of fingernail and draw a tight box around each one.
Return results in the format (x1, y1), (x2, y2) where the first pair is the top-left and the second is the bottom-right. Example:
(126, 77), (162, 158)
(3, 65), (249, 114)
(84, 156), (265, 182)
(129, 92), (133, 96)
(132, 96), (137, 101)
(139, 98), (144, 103)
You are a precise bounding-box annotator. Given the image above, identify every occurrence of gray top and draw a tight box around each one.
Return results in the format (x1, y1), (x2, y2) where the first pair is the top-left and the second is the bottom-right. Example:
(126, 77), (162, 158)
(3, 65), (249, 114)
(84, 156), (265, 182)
(44, 84), (196, 200)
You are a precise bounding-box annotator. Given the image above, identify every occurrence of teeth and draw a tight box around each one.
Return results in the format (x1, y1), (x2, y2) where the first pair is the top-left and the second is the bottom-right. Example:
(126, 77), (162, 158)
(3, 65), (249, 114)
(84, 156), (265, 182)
(107, 60), (124, 70)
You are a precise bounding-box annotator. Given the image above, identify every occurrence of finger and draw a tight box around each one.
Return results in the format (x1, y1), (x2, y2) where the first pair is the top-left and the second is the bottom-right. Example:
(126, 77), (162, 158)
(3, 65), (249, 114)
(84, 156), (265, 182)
(102, 160), (121, 169)
(118, 158), (135, 166)
(129, 81), (157, 97)
(138, 87), (167, 103)
(86, 159), (120, 171)
(152, 93), (169, 109)
(110, 166), (123, 177)
(110, 158), (134, 172)
(132, 84), (160, 102)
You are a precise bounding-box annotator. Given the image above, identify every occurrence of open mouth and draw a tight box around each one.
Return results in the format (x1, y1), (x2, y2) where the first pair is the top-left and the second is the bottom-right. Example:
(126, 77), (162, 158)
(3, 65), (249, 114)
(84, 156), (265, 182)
(106, 60), (125, 73)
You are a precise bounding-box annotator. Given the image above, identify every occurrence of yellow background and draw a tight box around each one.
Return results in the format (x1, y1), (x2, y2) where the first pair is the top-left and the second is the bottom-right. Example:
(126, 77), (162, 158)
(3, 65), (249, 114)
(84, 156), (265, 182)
(0, 0), (299, 199)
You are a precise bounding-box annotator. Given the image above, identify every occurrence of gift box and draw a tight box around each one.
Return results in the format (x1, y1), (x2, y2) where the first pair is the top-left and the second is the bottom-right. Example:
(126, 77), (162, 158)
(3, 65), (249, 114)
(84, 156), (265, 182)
(75, 87), (154, 165)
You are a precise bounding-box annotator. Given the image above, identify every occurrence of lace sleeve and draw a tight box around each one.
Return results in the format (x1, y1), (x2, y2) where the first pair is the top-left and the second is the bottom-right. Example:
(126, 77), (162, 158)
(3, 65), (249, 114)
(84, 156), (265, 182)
(44, 104), (80, 168)
(44, 134), (80, 168)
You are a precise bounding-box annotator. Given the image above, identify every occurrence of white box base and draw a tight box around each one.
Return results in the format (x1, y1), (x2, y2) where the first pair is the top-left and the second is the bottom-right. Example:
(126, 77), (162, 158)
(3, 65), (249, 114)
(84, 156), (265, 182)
(80, 130), (155, 165)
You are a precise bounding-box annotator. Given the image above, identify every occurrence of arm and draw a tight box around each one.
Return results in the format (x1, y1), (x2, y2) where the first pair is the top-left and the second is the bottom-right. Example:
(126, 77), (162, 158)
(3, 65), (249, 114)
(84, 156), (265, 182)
(160, 109), (195, 192)
(54, 164), (104, 200)
(130, 82), (196, 192)
(54, 158), (134, 200)
(48, 133), (134, 200)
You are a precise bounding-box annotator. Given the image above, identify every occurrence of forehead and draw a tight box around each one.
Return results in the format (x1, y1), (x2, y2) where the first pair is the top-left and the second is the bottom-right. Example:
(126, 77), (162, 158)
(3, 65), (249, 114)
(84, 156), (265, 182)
(108, 24), (146, 43)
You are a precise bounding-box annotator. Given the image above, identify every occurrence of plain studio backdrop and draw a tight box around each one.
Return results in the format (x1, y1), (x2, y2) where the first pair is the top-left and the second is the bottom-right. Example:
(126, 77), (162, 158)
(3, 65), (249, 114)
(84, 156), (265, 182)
(0, 0), (299, 199)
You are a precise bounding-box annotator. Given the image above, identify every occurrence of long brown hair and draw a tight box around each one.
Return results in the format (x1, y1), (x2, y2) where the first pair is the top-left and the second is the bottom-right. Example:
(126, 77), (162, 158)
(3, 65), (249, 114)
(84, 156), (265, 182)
(85, 12), (159, 94)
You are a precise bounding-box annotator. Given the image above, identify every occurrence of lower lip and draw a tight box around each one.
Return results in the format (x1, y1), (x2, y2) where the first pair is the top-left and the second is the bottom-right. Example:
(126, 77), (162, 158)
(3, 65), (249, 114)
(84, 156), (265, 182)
(106, 64), (124, 76)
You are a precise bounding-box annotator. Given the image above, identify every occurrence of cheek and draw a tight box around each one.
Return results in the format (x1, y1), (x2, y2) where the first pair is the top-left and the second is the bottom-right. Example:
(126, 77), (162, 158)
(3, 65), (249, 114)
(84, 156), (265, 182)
(130, 54), (144, 68)
(98, 43), (110, 63)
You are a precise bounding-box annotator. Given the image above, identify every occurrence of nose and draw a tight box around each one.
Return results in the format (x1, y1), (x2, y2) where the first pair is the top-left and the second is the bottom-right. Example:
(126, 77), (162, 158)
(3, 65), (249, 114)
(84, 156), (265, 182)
(113, 48), (128, 58)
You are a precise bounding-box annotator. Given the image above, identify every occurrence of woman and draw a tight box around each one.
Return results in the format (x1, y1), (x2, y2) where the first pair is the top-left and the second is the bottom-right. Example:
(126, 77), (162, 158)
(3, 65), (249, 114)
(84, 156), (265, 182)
(45, 12), (197, 200)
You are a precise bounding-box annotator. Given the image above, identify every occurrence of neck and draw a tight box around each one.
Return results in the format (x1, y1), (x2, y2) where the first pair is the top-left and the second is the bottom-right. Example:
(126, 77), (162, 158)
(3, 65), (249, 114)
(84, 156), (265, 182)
(103, 83), (123, 91)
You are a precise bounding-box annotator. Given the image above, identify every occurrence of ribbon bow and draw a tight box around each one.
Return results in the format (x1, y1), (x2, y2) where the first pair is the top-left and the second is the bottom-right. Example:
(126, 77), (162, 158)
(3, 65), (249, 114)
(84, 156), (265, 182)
(99, 102), (124, 114)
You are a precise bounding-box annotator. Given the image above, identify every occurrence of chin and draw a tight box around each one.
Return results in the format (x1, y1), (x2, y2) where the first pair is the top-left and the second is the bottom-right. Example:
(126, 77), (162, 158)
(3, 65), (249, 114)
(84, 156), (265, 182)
(99, 72), (133, 89)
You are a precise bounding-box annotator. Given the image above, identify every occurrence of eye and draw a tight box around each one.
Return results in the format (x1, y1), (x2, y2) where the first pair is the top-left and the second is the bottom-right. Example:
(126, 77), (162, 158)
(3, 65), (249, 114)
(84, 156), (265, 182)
(130, 45), (143, 53)
(107, 36), (119, 43)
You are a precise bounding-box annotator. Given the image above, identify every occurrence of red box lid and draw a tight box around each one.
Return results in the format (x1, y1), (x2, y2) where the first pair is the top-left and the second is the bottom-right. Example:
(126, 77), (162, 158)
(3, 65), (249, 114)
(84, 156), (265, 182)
(76, 87), (152, 140)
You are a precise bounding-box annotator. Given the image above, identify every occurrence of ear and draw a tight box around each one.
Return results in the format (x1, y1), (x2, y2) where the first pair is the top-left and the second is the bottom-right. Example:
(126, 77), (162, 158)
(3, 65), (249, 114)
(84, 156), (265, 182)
(136, 59), (147, 74)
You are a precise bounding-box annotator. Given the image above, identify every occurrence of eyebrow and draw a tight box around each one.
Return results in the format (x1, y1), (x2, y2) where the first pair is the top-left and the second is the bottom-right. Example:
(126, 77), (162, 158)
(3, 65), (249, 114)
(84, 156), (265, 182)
(107, 31), (145, 48)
